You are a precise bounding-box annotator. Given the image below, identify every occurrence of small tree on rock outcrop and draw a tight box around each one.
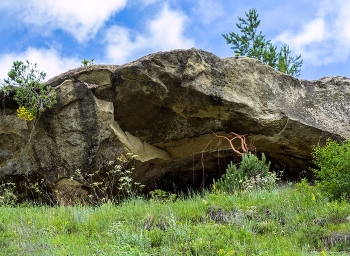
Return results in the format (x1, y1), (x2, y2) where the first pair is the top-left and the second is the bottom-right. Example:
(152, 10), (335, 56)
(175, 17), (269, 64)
(1, 60), (56, 121)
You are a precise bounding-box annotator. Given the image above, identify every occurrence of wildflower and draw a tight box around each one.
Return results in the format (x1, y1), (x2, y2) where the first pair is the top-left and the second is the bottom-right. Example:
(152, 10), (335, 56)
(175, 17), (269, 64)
(312, 193), (316, 202)
(16, 106), (35, 121)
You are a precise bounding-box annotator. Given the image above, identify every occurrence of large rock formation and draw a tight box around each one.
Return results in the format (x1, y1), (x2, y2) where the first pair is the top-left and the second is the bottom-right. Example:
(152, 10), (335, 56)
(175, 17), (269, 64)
(0, 48), (349, 201)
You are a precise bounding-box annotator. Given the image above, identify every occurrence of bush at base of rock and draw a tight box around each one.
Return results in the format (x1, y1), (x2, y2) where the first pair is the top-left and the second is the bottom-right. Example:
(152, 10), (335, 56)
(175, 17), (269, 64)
(212, 152), (277, 193)
(312, 139), (350, 201)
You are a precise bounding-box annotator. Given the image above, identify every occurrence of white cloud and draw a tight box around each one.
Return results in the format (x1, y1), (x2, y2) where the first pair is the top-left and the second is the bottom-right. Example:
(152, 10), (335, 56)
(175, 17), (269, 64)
(104, 26), (147, 64)
(274, 0), (350, 66)
(2, 0), (127, 42)
(275, 18), (325, 46)
(148, 5), (194, 50)
(194, 0), (224, 24)
(0, 48), (81, 81)
(104, 4), (195, 64)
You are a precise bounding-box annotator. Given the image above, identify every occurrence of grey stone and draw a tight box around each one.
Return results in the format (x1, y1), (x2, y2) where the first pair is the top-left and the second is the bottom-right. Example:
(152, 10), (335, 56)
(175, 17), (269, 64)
(1, 48), (349, 200)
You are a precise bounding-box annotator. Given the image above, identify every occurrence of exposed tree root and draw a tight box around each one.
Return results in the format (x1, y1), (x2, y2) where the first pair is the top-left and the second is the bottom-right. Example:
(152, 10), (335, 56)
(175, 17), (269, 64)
(200, 131), (255, 188)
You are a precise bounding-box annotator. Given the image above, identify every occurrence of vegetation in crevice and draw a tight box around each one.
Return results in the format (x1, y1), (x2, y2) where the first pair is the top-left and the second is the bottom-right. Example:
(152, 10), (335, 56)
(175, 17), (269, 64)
(0, 60), (56, 121)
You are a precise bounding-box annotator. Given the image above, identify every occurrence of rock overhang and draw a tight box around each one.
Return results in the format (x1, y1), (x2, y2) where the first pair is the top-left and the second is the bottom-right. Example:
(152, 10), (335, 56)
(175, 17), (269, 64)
(1, 48), (349, 199)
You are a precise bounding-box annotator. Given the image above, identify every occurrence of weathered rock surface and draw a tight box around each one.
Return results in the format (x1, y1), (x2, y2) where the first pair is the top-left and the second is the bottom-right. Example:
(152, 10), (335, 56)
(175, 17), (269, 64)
(1, 48), (349, 201)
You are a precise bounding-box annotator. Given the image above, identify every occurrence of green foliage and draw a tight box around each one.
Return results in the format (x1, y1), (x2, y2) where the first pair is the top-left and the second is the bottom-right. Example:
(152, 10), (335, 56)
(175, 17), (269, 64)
(295, 178), (316, 195)
(0, 182), (17, 206)
(1, 60), (56, 119)
(223, 8), (303, 77)
(213, 152), (275, 193)
(149, 189), (177, 203)
(74, 153), (145, 205)
(0, 175), (55, 206)
(1, 186), (349, 254)
(311, 139), (350, 201)
(81, 58), (94, 66)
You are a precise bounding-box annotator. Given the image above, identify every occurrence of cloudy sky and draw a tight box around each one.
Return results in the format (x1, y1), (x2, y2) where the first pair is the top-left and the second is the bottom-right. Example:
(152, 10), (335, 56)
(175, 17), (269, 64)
(0, 0), (349, 81)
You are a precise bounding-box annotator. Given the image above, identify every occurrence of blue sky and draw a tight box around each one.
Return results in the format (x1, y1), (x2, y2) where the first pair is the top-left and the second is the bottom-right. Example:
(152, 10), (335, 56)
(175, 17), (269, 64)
(0, 0), (349, 81)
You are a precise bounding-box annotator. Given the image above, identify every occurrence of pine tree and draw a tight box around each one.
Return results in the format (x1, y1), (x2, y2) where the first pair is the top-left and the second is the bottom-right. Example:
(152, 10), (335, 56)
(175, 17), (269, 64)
(223, 8), (303, 77)
(1, 60), (56, 120)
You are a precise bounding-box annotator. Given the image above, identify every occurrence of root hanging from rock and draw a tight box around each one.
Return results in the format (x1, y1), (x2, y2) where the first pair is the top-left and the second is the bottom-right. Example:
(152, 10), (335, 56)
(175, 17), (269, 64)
(200, 131), (255, 188)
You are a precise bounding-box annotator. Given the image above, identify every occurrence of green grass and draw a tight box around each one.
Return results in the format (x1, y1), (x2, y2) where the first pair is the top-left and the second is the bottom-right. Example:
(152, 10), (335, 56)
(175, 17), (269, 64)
(0, 184), (349, 255)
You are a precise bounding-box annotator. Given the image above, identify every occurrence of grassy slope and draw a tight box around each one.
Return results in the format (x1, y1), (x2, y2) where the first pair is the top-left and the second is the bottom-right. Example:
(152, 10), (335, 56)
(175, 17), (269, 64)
(0, 185), (349, 255)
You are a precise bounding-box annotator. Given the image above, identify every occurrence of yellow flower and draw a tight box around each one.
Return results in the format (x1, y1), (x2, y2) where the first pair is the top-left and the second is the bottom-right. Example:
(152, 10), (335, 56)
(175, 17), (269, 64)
(312, 193), (316, 202)
(228, 250), (235, 256)
(16, 106), (35, 121)
(218, 249), (235, 256)
(321, 250), (327, 256)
